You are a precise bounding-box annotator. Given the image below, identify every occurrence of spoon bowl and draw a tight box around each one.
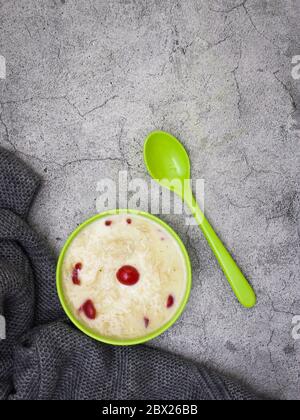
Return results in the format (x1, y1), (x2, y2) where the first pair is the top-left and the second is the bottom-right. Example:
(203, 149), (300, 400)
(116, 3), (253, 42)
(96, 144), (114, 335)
(144, 131), (191, 183)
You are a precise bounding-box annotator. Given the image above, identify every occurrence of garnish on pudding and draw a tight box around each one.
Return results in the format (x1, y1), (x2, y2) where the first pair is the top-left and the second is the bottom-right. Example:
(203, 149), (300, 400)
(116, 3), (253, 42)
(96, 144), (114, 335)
(166, 294), (175, 308)
(105, 220), (112, 226)
(144, 317), (150, 328)
(116, 265), (140, 286)
(81, 300), (97, 320)
(72, 262), (82, 285)
(126, 218), (132, 225)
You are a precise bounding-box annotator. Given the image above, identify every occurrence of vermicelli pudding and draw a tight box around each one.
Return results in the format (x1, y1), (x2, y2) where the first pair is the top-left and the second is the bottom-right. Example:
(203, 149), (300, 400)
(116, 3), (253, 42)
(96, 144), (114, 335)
(61, 214), (189, 340)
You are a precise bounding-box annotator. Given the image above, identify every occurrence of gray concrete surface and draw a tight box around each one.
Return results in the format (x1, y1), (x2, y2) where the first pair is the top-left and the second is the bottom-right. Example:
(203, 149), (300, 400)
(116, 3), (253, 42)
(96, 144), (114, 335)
(0, 0), (299, 400)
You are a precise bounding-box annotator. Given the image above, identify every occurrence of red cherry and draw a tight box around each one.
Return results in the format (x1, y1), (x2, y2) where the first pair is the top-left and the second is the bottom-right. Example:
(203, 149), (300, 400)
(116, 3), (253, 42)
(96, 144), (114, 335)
(105, 220), (112, 226)
(81, 300), (97, 320)
(116, 265), (140, 286)
(166, 294), (175, 308)
(144, 317), (150, 328)
(75, 262), (82, 270)
(72, 263), (82, 285)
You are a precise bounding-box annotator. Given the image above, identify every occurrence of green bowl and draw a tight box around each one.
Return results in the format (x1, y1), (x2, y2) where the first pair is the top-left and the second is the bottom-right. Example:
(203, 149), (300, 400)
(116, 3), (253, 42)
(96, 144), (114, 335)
(56, 209), (192, 346)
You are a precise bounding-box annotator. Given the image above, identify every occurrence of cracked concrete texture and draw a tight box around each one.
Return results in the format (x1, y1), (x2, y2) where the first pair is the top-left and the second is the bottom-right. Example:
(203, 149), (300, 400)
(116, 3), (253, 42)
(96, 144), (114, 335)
(0, 0), (299, 400)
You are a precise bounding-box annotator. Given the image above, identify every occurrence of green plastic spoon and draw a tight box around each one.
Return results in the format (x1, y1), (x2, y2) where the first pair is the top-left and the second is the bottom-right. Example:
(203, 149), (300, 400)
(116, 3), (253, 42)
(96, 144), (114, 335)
(144, 130), (256, 308)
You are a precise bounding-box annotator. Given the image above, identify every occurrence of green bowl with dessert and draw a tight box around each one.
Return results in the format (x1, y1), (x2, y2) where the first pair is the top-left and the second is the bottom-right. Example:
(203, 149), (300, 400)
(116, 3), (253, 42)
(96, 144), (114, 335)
(56, 209), (192, 346)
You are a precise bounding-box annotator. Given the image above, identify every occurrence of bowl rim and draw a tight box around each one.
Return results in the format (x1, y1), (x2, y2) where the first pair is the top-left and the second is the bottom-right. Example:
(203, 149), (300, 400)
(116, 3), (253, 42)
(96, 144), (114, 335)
(56, 209), (192, 346)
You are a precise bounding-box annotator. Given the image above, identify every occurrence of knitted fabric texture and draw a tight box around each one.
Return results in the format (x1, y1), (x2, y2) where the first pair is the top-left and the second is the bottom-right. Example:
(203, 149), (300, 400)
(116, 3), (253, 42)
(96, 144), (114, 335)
(0, 147), (258, 400)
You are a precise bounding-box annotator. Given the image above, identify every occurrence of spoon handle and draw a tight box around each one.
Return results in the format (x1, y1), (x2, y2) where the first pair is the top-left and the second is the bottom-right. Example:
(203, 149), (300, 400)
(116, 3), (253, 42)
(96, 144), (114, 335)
(187, 196), (256, 308)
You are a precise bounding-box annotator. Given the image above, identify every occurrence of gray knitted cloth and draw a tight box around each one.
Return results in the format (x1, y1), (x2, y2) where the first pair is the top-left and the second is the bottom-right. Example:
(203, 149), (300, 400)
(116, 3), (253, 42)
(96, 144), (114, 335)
(0, 147), (259, 400)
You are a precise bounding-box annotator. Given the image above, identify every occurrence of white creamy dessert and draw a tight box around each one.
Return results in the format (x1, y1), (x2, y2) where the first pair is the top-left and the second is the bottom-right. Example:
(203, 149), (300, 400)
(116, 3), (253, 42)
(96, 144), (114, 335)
(62, 214), (188, 340)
